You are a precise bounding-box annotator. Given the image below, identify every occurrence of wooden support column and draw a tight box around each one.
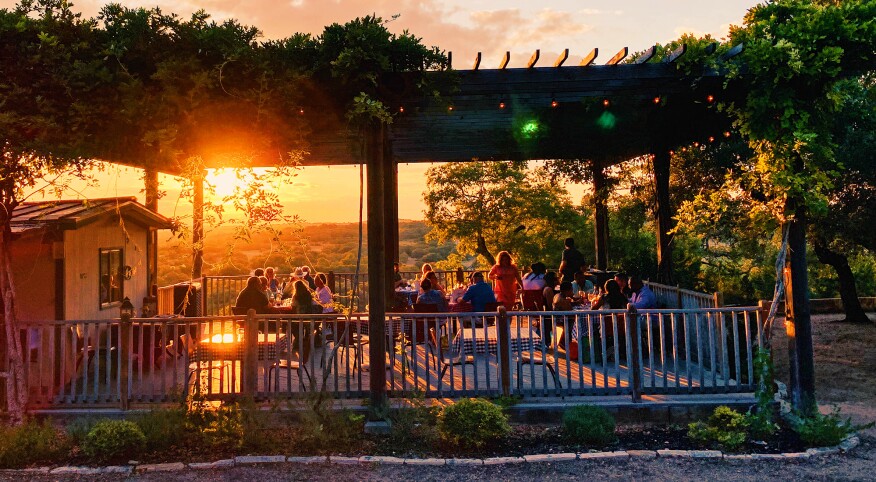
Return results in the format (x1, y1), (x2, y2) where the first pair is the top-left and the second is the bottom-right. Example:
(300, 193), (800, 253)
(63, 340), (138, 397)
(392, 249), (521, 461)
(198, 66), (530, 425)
(592, 162), (609, 270)
(191, 171), (205, 280)
(366, 124), (388, 413)
(784, 197), (816, 414)
(144, 168), (159, 291)
(383, 150), (399, 307)
(652, 150), (674, 284)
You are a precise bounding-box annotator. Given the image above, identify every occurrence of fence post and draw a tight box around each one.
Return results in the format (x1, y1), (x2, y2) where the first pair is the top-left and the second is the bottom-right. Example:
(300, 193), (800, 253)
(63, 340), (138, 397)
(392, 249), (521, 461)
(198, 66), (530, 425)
(328, 271), (336, 294)
(713, 291), (724, 308)
(628, 304), (642, 403)
(243, 309), (258, 398)
(497, 305), (511, 397)
(676, 285), (683, 309)
(118, 300), (133, 410)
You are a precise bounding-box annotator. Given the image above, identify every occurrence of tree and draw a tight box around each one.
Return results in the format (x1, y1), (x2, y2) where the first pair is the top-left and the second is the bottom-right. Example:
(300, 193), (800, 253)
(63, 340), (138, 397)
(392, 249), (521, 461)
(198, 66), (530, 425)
(0, 0), (108, 422)
(424, 161), (588, 269)
(689, 0), (876, 413)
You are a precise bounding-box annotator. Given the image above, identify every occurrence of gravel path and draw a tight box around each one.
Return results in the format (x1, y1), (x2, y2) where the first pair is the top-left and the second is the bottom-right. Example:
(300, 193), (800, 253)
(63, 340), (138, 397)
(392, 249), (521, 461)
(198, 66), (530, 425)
(5, 439), (874, 482)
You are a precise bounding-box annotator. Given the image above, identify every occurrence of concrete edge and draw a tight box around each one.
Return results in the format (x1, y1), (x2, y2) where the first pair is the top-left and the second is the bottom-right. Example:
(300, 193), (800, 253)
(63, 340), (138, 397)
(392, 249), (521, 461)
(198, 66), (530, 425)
(4, 433), (860, 475)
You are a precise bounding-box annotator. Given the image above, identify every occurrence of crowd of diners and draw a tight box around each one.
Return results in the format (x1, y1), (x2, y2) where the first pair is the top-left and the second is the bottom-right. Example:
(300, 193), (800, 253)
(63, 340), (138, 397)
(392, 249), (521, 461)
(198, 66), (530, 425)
(234, 265), (335, 314)
(394, 237), (657, 314)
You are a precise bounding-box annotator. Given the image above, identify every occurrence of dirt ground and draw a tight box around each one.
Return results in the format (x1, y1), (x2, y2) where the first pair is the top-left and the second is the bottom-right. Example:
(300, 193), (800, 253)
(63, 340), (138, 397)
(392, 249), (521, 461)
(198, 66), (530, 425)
(771, 313), (876, 438)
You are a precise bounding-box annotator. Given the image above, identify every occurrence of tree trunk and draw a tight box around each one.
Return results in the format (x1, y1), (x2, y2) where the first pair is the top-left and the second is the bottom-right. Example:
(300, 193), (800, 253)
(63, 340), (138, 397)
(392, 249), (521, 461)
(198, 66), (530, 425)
(0, 221), (29, 424)
(475, 234), (496, 267)
(784, 200), (817, 416)
(813, 242), (871, 324)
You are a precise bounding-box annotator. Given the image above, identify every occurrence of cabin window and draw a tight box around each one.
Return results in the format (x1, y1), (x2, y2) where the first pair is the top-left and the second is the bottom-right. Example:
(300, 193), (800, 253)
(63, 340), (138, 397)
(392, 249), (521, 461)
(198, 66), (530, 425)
(99, 248), (124, 308)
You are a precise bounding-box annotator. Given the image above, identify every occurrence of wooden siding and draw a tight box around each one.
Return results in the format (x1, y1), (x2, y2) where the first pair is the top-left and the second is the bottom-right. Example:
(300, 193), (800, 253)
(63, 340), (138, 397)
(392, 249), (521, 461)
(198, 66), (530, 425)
(11, 230), (57, 322)
(63, 218), (149, 320)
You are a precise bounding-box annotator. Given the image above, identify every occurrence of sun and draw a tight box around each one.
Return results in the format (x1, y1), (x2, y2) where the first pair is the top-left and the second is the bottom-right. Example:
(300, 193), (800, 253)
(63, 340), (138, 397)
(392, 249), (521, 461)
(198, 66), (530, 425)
(205, 169), (241, 200)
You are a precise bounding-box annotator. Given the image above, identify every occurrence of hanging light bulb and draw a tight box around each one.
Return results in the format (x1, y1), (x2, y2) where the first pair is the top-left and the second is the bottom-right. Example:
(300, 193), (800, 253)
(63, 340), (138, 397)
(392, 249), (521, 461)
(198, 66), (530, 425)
(653, 96), (661, 104)
(551, 98), (559, 108)
(602, 99), (610, 107)
(499, 100), (506, 109)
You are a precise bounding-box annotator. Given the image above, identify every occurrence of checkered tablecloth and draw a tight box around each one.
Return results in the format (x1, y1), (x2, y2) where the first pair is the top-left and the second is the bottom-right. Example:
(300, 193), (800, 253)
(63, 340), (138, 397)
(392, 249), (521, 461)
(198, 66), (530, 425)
(343, 318), (415, 337)
(192, 334), (285, 362)
(452, 326), (541, 356)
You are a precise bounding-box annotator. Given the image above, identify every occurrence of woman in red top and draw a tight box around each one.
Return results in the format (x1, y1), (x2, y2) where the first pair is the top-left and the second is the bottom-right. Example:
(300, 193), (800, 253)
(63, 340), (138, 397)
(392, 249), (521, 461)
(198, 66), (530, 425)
(488, 251), (523, 306)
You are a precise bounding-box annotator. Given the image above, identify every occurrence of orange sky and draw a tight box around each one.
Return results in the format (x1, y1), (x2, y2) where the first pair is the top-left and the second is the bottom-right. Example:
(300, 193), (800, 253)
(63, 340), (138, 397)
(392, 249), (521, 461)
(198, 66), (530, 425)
(8, 0), (758, 222)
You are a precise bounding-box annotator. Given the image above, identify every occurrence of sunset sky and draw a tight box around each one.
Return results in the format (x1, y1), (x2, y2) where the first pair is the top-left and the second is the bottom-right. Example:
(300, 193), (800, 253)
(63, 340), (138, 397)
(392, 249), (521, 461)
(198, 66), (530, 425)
(8, 0), (757, 222)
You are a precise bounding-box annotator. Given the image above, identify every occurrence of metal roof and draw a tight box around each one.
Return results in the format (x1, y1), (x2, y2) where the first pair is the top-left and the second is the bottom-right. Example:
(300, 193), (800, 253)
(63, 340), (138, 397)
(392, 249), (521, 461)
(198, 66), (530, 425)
(11, 197), (173, 234)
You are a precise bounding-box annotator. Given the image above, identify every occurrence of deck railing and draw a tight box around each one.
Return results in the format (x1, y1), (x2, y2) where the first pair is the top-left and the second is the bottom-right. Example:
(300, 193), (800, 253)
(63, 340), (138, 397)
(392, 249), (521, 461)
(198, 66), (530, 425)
(180, 273), (719, 317)
(18, 305), (762, 409)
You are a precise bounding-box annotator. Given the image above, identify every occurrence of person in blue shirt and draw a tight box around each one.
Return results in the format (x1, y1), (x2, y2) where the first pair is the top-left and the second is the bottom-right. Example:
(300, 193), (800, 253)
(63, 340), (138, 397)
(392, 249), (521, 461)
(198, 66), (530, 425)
(462, 271), (496, 312)
(416, 278), (447, 312)
(630, 275), (657, 309)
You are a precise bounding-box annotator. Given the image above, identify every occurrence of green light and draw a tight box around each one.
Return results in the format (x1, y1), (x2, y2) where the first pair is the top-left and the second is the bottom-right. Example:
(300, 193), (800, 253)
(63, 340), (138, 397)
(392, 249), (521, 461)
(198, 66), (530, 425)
(596, 111), (617, 130)
(520, 120), (540, 139)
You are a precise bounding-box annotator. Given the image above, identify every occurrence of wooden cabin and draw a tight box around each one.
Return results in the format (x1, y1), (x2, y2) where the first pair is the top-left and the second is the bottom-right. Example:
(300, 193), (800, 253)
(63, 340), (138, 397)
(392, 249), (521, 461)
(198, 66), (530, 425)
(10, 197), (171, 321)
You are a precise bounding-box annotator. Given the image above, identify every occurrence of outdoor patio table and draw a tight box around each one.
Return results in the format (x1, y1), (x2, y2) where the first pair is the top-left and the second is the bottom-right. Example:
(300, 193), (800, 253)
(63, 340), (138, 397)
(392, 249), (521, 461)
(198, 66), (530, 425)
(192, 333), (285, 362)
(452, 325), (541, 356)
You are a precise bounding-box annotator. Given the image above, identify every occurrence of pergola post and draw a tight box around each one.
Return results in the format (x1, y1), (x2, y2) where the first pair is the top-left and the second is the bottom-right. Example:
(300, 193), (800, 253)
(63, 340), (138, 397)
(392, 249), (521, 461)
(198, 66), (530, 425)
(592, 162), (609, 271)
(383, 150), (399, 307)
(191, 170), (205, 280)
(144, 167), (159, 291)
(365, 124), (388, 415)
(784, 195), (816, 414)
(652, 150), (674, 283)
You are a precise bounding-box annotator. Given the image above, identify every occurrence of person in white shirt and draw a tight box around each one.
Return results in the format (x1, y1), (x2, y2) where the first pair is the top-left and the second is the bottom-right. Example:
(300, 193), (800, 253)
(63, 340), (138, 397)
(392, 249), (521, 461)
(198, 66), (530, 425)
(629, 275), (657, 309)
(521, 262), (547, 290)
(314, 273), (335, 313)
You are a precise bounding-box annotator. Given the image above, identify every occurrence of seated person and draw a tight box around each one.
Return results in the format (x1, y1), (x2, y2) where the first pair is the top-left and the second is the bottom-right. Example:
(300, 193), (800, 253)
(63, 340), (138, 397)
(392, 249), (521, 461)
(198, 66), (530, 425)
(449, 282), (467, 304)
(461, 272), (496, 312)
(522, 262), (547, 290)
(571, 271), (595, 297)
(416, 278), (447, 312)
(301, 266), (317, 290)
(422, 271), (446, 298)
(629, 275), (657, 309)
(265, 267), (280, 292)
(253, 267), (265, 277)
(541, 271), (559, 310)
(553, 281), (574, 311)
(290, 280), (314, 314)
(259, 276), (271, 297)
(592, 279), (628, 310)
(393, 262), (406, 288)
(235, 276), (269, 314)
(614, 272), (633, 298)
(314, 273), (335, 313)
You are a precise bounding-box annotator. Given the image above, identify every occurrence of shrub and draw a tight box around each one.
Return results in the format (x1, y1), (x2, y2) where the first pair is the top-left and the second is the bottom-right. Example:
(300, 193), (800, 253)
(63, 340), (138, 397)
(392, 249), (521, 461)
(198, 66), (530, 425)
(0, 419), (70, 469)
(791, 408), (871, 447)
(82, 420), (146, 462)
(133, 408), (189, 451)
(562, 405), (616, 446)
(437, 398), (510, 449)
(688, 406), (749, 452)
(388, 391), (440, 451)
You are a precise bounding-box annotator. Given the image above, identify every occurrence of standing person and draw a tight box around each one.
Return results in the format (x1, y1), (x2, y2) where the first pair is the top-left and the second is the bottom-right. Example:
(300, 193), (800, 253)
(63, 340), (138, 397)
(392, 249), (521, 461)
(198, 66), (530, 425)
(489, 251), (523, 307)
(558, 237), (585, 284)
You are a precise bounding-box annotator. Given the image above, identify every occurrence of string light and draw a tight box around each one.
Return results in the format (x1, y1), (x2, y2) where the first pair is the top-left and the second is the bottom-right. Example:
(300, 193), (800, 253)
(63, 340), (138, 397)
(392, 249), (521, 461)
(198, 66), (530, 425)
(723, 131), (731, 138)
(653, 96), (661, 104)
(602, 99), (610, 107)
(551, 98), (559, 108)
(298, 108), (305, 115)
(399, 106), (405, 113)
(499, 100), (506, 109)
(448, 105), (454, 112)
(706, 94), (715, 103)
(708, 136), (715, 143)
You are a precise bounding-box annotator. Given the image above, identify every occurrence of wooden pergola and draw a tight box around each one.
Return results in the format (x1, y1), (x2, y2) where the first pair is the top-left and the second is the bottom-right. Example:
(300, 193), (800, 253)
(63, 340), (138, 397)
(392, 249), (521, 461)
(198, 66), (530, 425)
(135, 45), (741, 409)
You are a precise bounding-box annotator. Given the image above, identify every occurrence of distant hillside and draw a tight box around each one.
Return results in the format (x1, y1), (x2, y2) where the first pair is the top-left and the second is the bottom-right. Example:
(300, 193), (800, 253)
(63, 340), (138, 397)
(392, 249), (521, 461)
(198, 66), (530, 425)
(157, 220), (458, 285)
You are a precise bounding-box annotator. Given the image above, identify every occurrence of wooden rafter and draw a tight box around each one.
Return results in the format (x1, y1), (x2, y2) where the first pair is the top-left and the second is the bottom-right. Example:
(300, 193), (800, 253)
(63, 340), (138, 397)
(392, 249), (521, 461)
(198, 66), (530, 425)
(499, 51), (510, 69)
(527, 49), (540, 69)
(473, 52), (481, 71)
(665, 44), (687, 63)
(721, 43), (744, 61)
(580, 48), (598, 66)
(554, 48), (569, 67)
(606, 46), (628, 65)
(634, 45), (657, 64)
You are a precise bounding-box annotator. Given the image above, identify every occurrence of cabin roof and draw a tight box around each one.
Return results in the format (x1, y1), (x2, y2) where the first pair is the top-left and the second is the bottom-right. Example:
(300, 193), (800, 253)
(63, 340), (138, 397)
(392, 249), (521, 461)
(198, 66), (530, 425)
(11, 197), (173, 233)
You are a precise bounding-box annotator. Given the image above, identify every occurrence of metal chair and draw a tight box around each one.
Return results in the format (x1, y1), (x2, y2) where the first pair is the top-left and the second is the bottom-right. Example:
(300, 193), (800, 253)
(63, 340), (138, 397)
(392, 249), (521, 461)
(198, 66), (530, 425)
(268, 333), (313, 391)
